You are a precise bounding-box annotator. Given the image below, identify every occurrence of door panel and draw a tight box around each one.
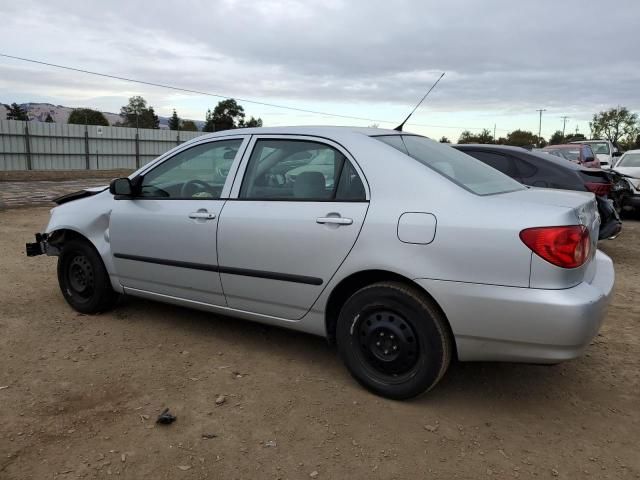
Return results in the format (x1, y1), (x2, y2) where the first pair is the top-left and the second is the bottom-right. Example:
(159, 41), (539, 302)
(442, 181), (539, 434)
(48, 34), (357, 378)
(218, 135), (369, 320)
(111, 199), (225, 304)
(217, 201), (367, 319)
(109, 136), (248, 305)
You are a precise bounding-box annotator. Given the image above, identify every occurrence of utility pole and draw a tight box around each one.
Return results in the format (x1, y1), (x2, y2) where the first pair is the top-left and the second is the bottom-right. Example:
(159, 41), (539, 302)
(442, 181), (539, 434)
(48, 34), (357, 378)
(536, 109), (547, 142)
(493, 124), (496, 143)
(561, 116), (569, 138)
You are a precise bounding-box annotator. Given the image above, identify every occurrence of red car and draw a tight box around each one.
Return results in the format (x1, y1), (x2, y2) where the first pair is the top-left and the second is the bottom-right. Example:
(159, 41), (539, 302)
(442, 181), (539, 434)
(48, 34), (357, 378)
(542, 144), (600, 168)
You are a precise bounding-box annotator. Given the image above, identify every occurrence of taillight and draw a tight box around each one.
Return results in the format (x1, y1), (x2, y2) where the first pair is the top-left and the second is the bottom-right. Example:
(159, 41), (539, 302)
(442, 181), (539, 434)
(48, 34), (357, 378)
(585, 182), (612, 197)
(519, 225), (591, 269)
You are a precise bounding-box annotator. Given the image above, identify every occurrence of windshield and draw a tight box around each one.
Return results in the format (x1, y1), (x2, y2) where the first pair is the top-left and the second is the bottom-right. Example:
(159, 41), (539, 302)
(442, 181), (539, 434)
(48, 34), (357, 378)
(589, 142), (610, 155)
(374, 135), (524, 195)
(618, 153), (640, 167)
(560, 149), (581, 161)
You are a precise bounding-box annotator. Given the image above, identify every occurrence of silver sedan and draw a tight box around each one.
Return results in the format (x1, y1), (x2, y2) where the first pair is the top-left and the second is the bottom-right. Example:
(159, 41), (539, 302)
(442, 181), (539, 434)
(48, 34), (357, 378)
(27, 127), (615, 399)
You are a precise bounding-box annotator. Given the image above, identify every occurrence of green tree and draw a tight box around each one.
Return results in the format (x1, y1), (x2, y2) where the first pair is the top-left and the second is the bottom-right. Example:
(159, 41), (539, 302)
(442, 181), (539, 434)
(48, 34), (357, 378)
(168, 109), (181, 130)
(45, 113), (54, 123)
(505, 129), (540, 147)
(239, 116), (263, 128)
(457, 128), (494, 144)
(203, 99), (245, 132)
(439, 136), (451, 143)
(68, 108), (109, 126)
(565, 132), (586, 142)
(457, 130), (476, 144)
(6, 102), (29, 121)
(549, 130), (565, 145)
(476, 128), (494, 144)
(118, 96), (159, 129)
(590, 106), (639, 145)
(180, 120), (198, 131)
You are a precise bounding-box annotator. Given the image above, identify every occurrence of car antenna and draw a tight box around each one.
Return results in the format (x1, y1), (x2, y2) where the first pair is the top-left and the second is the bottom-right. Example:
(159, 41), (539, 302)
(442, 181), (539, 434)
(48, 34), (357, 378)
(394, 72), (445, 131)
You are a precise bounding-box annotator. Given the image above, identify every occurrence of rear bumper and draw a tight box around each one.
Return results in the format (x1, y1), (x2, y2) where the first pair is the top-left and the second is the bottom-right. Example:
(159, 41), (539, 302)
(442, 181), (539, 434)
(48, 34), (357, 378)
(415, 250), (615, 363)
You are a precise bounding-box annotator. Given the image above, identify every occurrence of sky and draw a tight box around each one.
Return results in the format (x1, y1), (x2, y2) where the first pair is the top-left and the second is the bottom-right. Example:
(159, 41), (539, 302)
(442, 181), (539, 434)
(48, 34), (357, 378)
(1, 0), (639, 141)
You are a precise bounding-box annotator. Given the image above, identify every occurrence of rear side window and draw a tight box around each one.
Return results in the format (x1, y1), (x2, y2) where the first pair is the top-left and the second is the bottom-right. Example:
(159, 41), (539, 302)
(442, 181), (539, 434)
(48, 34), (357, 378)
(375, 135), (524, 195)
(583, 146), (595, 159)
(465, 151), (517, 178)
(513, 158), (537, 178)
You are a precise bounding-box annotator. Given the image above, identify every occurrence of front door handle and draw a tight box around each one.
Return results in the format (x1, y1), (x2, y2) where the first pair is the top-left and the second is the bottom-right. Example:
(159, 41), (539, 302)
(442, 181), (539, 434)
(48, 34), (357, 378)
(189, 211), (216, 220)
(316, 217), (353, 225)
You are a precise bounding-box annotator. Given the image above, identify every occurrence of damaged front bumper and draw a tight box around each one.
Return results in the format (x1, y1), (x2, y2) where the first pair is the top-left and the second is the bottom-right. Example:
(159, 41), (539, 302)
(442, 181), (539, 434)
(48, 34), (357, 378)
(25, 232), (49, 257)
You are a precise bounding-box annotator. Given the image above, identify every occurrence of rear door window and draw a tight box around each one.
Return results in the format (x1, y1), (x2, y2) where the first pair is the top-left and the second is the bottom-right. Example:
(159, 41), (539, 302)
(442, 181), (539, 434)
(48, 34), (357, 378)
(239, 139), (366, 201)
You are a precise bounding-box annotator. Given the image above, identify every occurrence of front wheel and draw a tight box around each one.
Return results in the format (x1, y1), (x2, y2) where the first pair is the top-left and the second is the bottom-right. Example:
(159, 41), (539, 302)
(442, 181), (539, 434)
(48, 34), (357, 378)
(57, 238), (119, 314)
(336, 282), (452, 400)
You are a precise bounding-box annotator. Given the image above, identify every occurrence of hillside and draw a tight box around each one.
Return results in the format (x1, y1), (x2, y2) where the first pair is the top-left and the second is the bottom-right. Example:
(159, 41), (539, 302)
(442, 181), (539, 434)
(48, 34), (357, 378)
(0, 102), (204, 130)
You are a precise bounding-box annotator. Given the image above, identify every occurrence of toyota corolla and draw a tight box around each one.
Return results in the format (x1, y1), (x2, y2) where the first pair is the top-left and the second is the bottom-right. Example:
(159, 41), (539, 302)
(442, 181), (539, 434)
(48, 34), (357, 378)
(26, 127), (615, 399)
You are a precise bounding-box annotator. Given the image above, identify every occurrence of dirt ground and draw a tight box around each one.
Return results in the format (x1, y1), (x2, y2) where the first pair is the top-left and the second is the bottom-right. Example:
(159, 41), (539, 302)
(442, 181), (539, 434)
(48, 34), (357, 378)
(0, 207), (639, 480)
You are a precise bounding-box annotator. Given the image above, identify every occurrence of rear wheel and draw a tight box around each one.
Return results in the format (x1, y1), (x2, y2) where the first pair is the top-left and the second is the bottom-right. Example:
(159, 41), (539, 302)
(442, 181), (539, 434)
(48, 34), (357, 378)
(57, 239), (119, 314)
(336, 281), (452, 400)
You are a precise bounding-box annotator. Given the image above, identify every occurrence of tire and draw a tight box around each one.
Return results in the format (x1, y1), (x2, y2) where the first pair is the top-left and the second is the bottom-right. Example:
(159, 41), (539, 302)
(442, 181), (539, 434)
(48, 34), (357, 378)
(336, 281), (452, 400)
(57, 238), (119, 314)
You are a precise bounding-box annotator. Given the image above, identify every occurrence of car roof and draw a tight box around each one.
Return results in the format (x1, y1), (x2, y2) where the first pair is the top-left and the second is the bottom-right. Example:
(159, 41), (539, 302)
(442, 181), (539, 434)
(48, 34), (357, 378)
(622, 149), (640, 154)
(452, 143), (586, 171)
(452, 144), (529, 153)
(543, 144), (583, 150)
(570, 139), (609, 144)
(194, 125), (405, 139)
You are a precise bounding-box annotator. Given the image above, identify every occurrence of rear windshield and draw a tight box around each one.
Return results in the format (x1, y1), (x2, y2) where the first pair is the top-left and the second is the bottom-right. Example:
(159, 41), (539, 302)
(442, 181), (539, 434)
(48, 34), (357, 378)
(374, 135), (524, 195)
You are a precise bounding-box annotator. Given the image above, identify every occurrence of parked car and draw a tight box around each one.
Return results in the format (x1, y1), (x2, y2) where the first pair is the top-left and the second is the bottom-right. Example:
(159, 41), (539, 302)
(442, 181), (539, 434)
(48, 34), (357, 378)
(452, 144), (622, 240)
(542, 144), (600, 168)
(570, 139), (621, 169)
(612, 149), (640, 212)
(26, 127), (614, 399)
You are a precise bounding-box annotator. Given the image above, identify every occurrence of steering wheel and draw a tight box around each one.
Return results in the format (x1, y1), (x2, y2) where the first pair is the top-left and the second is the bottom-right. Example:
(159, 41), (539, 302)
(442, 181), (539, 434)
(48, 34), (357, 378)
(180, 179), (213, 198)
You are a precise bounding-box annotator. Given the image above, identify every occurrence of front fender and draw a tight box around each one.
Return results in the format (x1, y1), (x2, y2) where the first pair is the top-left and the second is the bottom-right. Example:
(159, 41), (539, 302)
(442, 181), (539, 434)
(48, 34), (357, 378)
(44, 191), (121, 292)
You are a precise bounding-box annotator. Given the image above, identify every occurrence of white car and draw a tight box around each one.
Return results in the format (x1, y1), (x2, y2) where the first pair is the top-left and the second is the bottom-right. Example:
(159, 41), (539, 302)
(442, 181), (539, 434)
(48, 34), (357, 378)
(26, 127), (615, 399)
(613, 149), (640, 211)
(570, 139), (621, 169)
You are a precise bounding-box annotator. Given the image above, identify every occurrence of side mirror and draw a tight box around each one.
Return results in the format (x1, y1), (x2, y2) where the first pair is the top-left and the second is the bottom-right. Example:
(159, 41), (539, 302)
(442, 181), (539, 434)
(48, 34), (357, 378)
(584, 156), (595, 163)
(612, 151), (622, 157)
(109, 177), (133, 197)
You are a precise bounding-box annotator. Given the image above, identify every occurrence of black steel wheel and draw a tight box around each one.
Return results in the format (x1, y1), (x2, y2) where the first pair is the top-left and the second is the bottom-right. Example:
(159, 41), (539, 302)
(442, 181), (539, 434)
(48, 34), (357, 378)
(57, 238), (119, 314)
(336, 281), (452, 399)
(355, 309), (420, 380)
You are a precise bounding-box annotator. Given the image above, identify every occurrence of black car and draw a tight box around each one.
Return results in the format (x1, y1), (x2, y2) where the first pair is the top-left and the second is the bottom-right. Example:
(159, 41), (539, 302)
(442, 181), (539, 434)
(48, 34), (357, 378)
(453, 144), (622, 240)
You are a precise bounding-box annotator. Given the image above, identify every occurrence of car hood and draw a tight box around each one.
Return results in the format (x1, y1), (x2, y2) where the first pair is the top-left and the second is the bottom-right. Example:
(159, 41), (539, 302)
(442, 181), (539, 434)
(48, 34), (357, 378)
(53, 185), (109, 205)
(614, 167), (640, 189)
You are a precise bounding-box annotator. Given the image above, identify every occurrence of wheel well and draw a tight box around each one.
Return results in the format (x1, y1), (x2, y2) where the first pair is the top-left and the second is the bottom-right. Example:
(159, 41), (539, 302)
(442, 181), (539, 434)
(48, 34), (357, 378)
(48, 229), (92, 253)
(324, 270), (457, 358)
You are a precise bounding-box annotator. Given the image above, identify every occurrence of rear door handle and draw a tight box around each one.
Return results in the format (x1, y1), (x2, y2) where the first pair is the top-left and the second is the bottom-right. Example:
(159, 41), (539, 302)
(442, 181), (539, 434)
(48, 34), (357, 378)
(189, 211), (216, 220)
(316, 217), (353, 225)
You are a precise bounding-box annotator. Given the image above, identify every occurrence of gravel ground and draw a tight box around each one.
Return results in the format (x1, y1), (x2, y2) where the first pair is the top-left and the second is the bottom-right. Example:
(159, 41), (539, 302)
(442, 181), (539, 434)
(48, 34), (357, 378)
(0, 207), (639, 479)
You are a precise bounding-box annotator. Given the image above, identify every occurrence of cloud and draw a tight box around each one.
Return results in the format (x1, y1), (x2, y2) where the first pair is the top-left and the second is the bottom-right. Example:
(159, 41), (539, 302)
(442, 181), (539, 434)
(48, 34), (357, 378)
(1, 0), (639, 136)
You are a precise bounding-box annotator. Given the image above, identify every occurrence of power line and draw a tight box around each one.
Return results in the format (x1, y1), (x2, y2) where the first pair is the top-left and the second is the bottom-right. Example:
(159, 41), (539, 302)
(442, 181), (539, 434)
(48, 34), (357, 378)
(0, 52), (505, 132)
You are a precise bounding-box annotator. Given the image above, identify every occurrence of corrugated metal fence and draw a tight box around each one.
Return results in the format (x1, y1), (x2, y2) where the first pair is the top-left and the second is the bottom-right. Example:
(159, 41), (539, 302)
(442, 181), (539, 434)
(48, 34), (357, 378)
(0, 120), (205, 171)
